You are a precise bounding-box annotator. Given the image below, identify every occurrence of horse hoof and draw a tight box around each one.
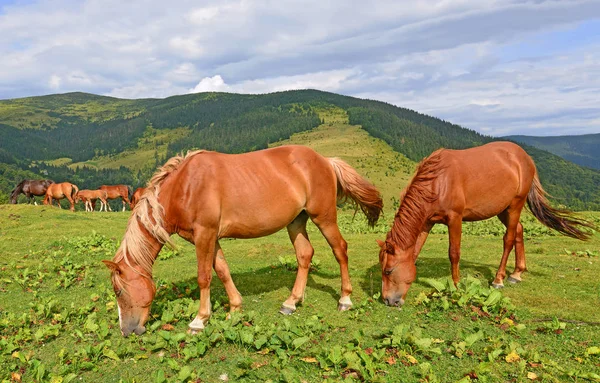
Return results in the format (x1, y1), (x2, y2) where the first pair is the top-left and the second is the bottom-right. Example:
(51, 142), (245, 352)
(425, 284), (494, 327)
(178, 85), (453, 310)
(279, 305), (295, 315)
(507, 276), (521, 284)
(337, 303), (352, 311)
(491, 282), (504, 289)
(187, 327), (203, 335)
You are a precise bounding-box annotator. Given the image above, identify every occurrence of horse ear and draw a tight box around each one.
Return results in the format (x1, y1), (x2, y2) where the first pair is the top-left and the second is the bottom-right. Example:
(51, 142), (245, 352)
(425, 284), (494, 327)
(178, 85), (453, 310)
(102, 260), (120, 273)
(376, 239), (385, 248)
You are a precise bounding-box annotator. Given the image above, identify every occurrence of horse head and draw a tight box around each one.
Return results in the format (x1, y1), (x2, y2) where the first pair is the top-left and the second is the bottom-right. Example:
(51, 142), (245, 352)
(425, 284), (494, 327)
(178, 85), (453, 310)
(377, 239), (416, 307)
(102, 259), (155, 337)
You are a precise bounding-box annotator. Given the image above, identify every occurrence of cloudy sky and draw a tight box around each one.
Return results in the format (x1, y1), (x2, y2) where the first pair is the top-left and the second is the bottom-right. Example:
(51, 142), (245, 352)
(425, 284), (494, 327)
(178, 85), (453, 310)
(1, 0), (599, 136)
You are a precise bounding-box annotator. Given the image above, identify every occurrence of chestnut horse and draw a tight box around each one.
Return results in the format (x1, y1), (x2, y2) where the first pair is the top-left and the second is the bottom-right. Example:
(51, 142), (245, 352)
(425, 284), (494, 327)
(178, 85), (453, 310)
(75, 189), (109, 212)
(99, 184), (132, 212)
(378, 141), (594, 307)
(10, 179), (54, 205)
(129, 187), (146, 209)
(103, 145), (383, 336)
(44, 182), (79, 211)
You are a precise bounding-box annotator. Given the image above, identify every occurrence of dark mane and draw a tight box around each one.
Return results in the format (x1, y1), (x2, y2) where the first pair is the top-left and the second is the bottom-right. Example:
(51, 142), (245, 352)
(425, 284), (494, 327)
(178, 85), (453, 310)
(387, 149), (446, 249)
(10, 180), (26, 202)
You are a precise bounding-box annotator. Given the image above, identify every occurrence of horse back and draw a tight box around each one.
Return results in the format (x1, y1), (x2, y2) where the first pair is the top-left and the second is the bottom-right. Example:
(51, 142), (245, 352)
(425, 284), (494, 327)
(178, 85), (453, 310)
(158, 146), (336, 238)
(437, 142), (536, 220)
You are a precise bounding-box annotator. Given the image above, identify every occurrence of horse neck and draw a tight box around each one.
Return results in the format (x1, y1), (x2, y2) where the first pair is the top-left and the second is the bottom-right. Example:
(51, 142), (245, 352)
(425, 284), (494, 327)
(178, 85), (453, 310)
(118, 217), (165, 279)
(388, 193), (434, 251)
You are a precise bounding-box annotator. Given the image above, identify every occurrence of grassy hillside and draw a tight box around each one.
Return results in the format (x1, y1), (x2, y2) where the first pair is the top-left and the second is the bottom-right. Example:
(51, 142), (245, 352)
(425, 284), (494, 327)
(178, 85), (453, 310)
(506, 134), (600, 170)
(1, 90), (600, 210)
(2, 119), (600, 381)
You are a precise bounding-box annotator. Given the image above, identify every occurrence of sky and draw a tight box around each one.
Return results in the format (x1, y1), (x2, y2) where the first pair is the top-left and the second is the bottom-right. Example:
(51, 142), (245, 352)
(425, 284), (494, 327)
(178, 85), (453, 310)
(1, 0), (599, 137)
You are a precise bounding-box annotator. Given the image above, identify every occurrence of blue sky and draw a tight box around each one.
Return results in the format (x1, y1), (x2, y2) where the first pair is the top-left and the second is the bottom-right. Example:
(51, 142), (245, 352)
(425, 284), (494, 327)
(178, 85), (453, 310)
(1, 0), (599, 137)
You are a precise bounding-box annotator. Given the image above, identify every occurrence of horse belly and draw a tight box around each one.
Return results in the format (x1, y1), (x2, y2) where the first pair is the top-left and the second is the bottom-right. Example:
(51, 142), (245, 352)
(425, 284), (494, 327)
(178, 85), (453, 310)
(218, 195), (304, 239)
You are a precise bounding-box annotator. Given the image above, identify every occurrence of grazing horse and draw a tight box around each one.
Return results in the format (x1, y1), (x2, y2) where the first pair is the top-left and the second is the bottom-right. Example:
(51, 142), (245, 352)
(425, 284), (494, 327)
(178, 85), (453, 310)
(100, 185), (132, 212)
(75, 189), (109, 212)
(378, 141), (595, 307)
(129, 187), (146, 209)
(103, 145), (383, 336)
(10, 179), (54, 204)
(43, 182), (79, 211)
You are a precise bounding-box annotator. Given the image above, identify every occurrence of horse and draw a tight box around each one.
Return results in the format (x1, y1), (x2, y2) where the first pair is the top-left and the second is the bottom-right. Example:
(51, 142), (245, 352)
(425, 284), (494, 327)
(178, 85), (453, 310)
(75, 189), (109, 212)
(43, 182), (79, 211)
(102, 145), (383, 336)
(378, 141), (595, 307)
(10, 179), (55, 205)
(99, 184), (132, 212)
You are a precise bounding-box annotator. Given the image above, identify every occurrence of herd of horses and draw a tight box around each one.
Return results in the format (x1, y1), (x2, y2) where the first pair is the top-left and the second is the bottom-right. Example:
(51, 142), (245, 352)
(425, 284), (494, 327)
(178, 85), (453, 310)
(10, 180), (146, 212)
(8, 142), (596, 337)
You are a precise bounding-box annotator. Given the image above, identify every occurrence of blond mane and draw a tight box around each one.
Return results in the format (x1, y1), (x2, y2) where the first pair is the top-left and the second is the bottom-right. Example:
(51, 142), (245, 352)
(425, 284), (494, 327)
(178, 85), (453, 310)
(112, 150), (204, 282)
(388, 149), (446, 250)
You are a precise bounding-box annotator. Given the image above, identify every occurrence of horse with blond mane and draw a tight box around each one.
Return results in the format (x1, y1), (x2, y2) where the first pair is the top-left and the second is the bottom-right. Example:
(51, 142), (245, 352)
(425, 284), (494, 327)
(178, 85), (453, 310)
(378, 141), (595, 307)
(103, 145), (383, 336)
(43, 182), (79, 211)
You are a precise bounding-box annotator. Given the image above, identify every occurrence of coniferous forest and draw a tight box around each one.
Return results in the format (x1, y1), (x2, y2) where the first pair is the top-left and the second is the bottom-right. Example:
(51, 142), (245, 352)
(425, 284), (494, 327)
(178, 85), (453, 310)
(1, 89), (599, 209)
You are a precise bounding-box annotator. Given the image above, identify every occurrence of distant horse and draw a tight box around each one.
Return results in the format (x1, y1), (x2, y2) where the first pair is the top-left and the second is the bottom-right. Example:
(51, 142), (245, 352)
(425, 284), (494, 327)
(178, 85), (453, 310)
(100, 185), (132, 212)
(378, 141), (595, 307)
(10, 179), (55, 205)
(75, 189), (109, 212)
(129, 187), (146, 209)
(44, 182), (79, 211)
(103, 145), (383, 336)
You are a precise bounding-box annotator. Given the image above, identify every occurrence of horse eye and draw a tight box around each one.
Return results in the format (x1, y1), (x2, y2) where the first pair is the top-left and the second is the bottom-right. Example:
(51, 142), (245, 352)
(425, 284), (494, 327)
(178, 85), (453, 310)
(115, 289), (123, 297)
(384, 269), (394, 276)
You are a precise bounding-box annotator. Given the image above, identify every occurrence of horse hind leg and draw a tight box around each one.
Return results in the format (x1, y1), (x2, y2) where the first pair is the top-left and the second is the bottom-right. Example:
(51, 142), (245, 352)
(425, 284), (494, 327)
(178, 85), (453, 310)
(508, 222), (527, 284)
(280, 212), (314, 315)
(492, 207), (523, 288)
(310, 213), (353, 311)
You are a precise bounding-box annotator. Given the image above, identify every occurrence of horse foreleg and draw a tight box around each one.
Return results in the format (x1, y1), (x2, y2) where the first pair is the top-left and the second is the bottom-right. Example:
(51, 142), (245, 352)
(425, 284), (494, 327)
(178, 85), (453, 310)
(189, 230), (217, 333)
(281, 213), (313, 315)
(413, 222), (433, 263)
(447, 217), (462, 287)
(213, 242), (242, 315)
(508, 222), (527, 284)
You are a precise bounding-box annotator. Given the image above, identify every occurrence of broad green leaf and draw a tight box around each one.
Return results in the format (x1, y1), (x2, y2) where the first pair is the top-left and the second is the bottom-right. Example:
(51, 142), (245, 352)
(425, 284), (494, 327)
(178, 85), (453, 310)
(420, 278), (446, 292)
(292, 336), (310, 350)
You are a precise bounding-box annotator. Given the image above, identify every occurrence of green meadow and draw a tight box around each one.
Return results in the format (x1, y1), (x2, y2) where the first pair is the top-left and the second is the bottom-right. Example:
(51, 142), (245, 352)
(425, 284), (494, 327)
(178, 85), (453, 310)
(1, 116), (599, 382)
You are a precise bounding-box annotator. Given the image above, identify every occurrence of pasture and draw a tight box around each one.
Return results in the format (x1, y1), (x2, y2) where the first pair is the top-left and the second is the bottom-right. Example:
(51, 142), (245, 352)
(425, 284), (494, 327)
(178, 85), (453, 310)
(0, 205), (599, 382)
(2, 115), (600, 382)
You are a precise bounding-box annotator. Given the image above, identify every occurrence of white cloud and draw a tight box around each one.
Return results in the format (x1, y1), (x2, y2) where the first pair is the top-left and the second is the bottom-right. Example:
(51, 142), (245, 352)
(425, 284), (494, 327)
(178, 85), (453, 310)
(0, 0), (598, 135)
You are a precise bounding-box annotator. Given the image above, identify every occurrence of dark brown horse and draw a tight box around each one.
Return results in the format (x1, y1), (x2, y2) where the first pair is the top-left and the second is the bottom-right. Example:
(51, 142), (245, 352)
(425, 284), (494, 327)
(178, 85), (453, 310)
(44, 182), (79, 211)
(99, 185), (132, 212)
(378, 141), (594, 307)
(10, 179), (54, 204)
(103, 145), (383, 336)
(75, 189), (109, 212)
(129, 187), (146, 209)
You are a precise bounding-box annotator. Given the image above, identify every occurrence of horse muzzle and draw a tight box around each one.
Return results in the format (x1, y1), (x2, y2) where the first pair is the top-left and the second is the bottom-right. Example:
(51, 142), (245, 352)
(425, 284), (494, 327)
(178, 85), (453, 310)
(383, 295), (405, 307)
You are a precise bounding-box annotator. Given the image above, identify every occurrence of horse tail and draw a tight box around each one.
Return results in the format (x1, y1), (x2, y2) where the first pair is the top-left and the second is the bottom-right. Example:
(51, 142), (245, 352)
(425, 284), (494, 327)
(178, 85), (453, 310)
(10, 180), (26, 203)
(328, 158), (383, 227)
(127, 185), (133, 200)
(527, 171), (595, 240)
(71, 184), (79, 198)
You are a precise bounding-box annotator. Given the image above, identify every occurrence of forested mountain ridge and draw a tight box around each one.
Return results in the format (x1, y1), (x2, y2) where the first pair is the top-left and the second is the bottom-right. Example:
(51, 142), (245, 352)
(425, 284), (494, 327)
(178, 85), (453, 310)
(505, 133), (600, 170)
(1, 89), (599, 210)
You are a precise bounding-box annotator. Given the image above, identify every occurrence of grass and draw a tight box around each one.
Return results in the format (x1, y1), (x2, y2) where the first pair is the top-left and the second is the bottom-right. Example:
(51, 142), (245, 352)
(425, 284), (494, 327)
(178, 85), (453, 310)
(1, 117), (600, 382)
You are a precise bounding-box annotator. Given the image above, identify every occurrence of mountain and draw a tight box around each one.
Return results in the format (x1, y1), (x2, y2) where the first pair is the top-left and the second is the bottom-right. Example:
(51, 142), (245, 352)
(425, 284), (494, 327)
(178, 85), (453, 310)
(1, 90), (600, 210)
(505, 134), (600, 170)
